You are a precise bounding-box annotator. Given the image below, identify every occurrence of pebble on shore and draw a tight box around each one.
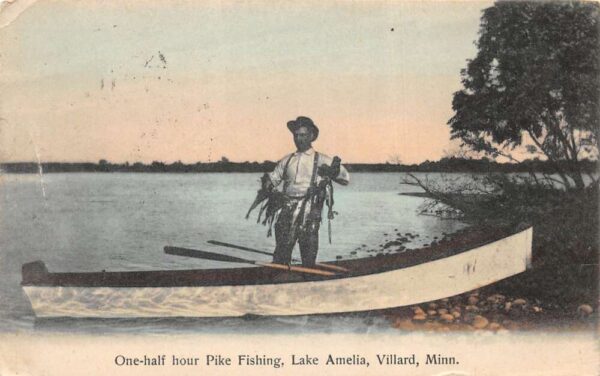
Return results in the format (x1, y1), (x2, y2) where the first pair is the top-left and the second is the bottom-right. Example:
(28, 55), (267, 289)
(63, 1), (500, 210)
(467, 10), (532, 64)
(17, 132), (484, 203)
(472, 315), (489, 329)
(440, 313), (454, 323)
(393, 319), (416, 330)
(412, 313), (427, 321)
(412, 306), (425, 315)
(577, 304), (593, 315)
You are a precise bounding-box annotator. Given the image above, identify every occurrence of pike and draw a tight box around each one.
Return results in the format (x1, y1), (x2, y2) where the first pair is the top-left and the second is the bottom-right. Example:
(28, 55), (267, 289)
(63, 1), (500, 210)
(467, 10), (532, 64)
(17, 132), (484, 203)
(328, 215), (332, 244)
(207, 240), (350, 273)
(245, 173), (272, 219)
(316, 156), (340, 245)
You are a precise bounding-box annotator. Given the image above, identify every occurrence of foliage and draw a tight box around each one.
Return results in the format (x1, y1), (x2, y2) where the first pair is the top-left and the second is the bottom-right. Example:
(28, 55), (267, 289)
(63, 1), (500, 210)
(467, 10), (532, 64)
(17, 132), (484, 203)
(449, 2), (600, 190)
(405, 172), (599, 307)
(483, 177), (599, 306)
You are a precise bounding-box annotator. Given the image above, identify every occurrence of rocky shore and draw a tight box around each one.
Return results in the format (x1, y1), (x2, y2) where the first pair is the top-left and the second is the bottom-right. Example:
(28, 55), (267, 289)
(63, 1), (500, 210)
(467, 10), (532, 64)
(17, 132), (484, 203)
(385, 290), (596, 332)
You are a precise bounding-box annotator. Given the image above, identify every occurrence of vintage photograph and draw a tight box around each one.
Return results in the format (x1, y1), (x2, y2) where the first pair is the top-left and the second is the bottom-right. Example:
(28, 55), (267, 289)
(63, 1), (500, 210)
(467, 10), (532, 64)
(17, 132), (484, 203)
(0, 0), (597, 374)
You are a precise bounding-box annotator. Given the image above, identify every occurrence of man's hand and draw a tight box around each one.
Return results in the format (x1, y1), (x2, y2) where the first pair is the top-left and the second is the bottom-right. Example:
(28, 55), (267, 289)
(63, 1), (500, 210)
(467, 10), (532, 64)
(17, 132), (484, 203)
(318, 156), (341, 180)
(317, 164), (334, 178)
(260, 173), (274, 191)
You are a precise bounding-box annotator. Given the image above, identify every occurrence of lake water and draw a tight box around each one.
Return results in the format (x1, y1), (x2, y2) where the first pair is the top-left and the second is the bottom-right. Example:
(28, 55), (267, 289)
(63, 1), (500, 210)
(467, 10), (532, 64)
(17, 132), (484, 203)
(0, 172), (467, 333)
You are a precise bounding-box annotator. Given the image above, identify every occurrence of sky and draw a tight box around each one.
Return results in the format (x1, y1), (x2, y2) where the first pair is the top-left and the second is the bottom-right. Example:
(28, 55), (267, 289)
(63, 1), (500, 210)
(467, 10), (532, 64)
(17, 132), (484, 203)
(0, 0), (493, 164)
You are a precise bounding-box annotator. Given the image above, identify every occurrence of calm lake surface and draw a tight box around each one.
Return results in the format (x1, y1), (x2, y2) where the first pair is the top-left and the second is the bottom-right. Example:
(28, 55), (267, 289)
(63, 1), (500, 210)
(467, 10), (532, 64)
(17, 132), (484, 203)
(0, 172), (467, 333)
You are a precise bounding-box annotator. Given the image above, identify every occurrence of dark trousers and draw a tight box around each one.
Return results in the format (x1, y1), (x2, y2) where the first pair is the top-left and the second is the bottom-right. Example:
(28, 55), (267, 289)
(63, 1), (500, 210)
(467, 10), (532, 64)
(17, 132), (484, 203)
(272, 199), (321, 267)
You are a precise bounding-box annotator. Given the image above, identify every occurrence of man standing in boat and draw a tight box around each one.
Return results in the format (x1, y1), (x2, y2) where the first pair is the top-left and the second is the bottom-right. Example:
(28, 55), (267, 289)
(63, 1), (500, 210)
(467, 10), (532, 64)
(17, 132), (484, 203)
(261, 116), (350, 268)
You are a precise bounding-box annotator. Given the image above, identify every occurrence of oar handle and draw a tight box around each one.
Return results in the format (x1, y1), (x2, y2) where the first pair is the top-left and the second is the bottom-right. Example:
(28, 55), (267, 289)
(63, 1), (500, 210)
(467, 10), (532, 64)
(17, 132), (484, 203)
(258, 263), (334, 276)
(316, 263), (349, 273)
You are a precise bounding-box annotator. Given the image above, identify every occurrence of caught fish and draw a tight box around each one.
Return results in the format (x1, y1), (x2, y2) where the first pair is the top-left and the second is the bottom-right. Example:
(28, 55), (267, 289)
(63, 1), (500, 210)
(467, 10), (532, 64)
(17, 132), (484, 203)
(245, 173), (272, 219)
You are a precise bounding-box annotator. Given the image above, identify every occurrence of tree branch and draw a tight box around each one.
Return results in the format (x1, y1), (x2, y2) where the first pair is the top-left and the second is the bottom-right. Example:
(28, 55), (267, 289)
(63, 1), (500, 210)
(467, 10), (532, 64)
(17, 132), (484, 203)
(527, 128), (572, 189)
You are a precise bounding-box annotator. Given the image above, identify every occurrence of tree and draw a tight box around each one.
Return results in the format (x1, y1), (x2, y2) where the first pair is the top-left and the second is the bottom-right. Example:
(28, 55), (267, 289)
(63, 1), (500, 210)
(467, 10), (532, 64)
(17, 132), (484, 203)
(449, 2), (599, 190)
(98, 159), (110, 172)
(387, 154), (403, 165)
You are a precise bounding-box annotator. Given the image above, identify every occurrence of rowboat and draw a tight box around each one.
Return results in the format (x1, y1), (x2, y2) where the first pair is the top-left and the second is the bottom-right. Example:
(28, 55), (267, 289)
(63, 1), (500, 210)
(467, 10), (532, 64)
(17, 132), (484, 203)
(21, 226), (532, 318)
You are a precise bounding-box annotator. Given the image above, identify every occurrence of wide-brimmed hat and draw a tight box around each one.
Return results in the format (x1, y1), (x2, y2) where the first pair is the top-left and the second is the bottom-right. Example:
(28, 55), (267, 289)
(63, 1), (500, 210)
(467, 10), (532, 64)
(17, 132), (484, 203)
(287, 116), (319, 141)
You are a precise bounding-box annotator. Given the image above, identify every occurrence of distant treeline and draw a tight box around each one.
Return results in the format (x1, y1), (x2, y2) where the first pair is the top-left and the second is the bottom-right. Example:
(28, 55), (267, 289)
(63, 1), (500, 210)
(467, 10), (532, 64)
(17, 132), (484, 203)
(1, 157), (597, 174)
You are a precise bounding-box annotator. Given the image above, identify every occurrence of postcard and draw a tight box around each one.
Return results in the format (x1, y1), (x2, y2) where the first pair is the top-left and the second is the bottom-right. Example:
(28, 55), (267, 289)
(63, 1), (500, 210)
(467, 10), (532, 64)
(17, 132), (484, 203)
(0, 1), (597, 375)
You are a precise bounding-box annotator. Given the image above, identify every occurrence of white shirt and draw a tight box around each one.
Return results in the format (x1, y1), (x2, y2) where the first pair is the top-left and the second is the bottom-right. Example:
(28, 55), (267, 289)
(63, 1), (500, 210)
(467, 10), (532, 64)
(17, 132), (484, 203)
(268, 148), (350, 197)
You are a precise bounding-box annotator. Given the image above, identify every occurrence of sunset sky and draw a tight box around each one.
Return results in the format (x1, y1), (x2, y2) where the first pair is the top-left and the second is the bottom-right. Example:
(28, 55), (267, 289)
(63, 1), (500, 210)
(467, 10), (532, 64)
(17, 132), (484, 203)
(0, 1), (492, 164)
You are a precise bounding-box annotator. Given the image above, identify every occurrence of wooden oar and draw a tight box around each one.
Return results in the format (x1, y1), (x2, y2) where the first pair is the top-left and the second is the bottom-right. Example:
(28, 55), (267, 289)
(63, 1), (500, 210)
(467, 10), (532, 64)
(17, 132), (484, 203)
(208, 240), (272, 256)
(207, 240), (350, 273)
(164, 246), (335, 277)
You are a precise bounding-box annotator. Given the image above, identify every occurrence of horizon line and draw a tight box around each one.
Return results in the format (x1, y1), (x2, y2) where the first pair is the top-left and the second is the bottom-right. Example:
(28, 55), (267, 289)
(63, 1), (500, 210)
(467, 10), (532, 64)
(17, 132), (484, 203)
(3, 157), (592, 166)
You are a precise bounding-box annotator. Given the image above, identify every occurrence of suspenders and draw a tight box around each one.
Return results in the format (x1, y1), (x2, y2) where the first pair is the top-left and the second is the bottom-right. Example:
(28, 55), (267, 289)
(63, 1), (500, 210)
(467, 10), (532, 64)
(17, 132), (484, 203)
(310, 152), (320, 191)
(282, 154), (294, 194)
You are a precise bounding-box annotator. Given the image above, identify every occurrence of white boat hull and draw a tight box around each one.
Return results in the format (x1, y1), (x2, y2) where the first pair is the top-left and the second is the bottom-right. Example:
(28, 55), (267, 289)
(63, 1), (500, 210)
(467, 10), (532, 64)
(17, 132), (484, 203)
(23, 228), (532, 318)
